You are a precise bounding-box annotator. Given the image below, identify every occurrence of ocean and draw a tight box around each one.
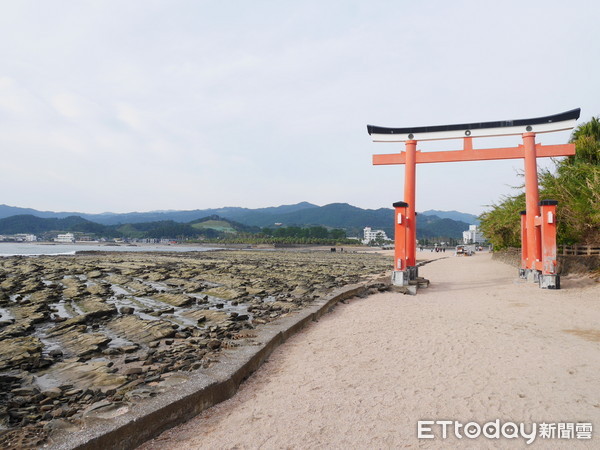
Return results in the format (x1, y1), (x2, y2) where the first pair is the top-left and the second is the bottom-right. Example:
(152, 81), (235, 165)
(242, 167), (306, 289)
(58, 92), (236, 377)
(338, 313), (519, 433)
(0, 242), (222, 256)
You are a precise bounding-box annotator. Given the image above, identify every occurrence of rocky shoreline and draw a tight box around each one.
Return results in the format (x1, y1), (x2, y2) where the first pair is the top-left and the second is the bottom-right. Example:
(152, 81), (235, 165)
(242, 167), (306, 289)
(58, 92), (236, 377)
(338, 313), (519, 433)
(0, 250), (391, 448)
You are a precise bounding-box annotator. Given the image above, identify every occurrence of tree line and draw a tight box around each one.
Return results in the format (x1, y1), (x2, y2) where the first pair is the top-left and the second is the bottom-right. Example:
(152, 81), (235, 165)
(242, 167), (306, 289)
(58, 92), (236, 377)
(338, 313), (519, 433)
(212, 226), (356, 245)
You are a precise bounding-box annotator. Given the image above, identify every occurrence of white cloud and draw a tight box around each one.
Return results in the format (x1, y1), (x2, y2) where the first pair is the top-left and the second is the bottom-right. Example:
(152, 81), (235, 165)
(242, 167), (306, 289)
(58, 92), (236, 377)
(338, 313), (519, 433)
(115, 102), (146, 131)
(50, 93), (87, 120)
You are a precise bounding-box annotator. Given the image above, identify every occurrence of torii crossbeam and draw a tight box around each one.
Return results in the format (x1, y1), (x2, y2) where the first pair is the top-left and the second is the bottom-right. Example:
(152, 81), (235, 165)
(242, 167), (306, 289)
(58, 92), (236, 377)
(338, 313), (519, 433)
(367, 108), (580, 289)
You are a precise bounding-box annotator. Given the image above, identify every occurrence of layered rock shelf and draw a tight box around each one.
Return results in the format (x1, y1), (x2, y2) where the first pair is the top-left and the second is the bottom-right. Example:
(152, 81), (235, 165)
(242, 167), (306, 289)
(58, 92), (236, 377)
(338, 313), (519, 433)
(0, 249), (390, 448)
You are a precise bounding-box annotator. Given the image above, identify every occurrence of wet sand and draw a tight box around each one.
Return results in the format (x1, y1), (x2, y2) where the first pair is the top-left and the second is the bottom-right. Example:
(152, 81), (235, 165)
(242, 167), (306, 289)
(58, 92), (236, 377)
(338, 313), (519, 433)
(140, 252), (600, 449)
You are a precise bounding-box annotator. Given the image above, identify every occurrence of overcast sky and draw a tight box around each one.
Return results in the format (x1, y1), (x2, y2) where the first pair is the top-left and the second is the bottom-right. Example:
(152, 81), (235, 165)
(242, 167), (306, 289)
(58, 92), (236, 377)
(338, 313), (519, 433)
(0, 0), (598, 215)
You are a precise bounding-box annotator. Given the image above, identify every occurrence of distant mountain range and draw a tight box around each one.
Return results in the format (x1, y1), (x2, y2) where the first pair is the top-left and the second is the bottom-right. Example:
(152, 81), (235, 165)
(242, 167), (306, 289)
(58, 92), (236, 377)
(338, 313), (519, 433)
(0, 202), (320, 226)
(0, 203), (479, 239)
(421, 210), (480, 225)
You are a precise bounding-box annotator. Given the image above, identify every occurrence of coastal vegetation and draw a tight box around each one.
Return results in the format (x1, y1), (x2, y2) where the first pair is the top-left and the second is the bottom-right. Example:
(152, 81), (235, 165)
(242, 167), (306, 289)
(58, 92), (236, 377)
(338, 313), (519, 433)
(479, 116), (600, 249)
(213, 226), (357, 246)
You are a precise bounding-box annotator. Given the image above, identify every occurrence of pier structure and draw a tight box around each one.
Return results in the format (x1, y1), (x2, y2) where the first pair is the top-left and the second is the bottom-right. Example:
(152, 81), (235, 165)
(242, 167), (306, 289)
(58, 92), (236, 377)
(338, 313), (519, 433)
(367, 108), (581, 289)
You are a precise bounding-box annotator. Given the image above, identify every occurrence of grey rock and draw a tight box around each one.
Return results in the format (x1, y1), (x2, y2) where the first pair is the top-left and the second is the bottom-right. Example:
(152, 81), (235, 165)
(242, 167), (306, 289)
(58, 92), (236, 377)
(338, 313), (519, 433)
(42, 387), (62, 399)
(49, 349), (63, 358)
(124, 367), (143, 375)
(119, 306), (135, 315)
(207, 339), (221, 350)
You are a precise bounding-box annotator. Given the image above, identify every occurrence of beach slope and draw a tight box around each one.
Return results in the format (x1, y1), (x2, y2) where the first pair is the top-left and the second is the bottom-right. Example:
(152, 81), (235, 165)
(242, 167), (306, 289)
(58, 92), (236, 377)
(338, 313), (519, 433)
(141, 252), (600, 448)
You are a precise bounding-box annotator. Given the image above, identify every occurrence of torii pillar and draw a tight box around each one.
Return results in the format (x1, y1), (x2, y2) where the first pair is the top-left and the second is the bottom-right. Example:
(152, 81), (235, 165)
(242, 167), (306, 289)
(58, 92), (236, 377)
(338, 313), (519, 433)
(404, 140), (417, 267)
(368, 108), (580, 289)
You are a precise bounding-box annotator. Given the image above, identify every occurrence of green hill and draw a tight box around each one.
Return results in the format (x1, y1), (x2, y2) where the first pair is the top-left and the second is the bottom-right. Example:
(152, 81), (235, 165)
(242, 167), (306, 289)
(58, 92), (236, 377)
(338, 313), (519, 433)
(189, 215), (260, 234)
(114, 220), (201, 239)
(191, 220), (236, 233)
(0, 215), (111, 235)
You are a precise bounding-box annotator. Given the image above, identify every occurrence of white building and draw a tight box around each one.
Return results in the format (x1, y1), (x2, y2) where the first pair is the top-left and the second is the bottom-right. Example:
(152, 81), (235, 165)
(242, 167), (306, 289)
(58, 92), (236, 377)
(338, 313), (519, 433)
(55, 233), (75, 243)
(363, 227), (390, 244)
(463, 225), (485, 244)
(14, 234), (37, 242)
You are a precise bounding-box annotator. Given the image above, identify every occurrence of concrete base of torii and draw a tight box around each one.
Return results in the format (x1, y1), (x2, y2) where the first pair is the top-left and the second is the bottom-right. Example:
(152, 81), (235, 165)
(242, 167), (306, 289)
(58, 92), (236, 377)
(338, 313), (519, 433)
(392, 266), (419, 287)
(519, 269), (560, 289)
(391, 266), (430, 295)
(539, 274), (560, 289)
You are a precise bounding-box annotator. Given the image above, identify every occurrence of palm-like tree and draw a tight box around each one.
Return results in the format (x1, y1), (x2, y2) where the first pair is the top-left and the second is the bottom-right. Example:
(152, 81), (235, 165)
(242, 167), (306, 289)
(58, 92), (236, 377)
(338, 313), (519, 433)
(571, 116), (600, 142)
(568, 116), (600, 165)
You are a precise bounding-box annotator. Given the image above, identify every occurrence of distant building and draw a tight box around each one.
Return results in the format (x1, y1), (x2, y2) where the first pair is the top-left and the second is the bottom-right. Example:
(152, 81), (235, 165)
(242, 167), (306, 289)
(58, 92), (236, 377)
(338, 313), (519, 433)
(463, 225), (485, 244)
(363, 227), (390, 244)
(55, 233), (75, 243)
(0, 234), (38, 242)
(15, 234), (37, 242)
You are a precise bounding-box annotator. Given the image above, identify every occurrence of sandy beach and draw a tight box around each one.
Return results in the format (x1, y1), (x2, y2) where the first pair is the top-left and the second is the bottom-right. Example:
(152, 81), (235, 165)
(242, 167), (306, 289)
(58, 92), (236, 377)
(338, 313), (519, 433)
(140, 251), (600, 449)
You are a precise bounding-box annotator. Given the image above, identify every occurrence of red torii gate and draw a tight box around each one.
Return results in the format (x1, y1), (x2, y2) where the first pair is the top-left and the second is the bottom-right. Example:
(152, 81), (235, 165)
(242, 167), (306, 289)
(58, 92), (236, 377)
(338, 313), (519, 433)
(367, 108), (580, 289)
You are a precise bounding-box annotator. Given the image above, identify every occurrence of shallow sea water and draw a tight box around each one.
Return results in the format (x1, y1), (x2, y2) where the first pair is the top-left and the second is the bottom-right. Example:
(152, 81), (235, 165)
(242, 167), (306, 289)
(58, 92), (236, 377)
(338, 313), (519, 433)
(0, 242), (221, 256)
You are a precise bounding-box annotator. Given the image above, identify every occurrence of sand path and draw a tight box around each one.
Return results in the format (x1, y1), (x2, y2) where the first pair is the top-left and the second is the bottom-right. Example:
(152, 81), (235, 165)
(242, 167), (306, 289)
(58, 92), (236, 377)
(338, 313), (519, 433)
(140, 252), (600, 449)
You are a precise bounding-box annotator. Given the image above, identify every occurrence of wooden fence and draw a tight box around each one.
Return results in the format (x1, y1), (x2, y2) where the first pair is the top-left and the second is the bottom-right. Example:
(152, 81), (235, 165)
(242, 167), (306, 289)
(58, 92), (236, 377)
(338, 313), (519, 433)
(560, 245), (600, 256)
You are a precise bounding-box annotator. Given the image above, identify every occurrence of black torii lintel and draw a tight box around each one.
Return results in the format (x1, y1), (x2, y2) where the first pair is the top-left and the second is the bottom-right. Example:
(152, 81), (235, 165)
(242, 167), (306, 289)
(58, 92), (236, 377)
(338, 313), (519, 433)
(367, 109), (581, 136)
